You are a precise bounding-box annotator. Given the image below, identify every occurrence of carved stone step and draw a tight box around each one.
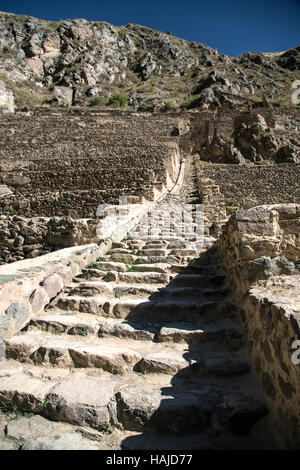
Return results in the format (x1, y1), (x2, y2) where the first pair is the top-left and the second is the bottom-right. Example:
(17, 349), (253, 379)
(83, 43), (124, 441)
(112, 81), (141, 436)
(56, 295), (237, 322)
(169, 273), (225, 288)
(103, 271), (170, 285)
(65, 280), (229, 301)
(27, 310), (241, 343)
(115, 385), (268, 436)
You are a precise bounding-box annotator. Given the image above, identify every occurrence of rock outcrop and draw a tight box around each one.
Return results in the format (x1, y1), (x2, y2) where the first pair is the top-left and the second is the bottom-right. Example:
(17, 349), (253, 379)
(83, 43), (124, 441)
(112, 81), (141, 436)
(0, 12), (298, 111)
(0, 80), (14, 112)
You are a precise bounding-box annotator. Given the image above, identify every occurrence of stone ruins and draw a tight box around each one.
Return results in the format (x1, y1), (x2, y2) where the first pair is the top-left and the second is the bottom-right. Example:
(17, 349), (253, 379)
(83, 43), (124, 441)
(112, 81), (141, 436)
(0, 12), (299, 452)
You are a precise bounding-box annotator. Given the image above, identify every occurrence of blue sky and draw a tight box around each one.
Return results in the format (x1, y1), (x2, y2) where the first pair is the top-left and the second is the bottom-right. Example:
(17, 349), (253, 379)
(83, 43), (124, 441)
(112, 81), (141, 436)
(0, 0), (299, 56)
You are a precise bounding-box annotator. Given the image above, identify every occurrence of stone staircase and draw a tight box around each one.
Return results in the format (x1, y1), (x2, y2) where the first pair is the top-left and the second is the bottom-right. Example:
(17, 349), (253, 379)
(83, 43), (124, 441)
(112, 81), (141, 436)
(0, 159), (276, 450)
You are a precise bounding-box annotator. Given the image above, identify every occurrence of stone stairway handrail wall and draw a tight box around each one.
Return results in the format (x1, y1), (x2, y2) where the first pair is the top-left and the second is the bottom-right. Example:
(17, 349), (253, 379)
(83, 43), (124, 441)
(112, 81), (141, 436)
(0, 242), (110, 353)
(0, 154), (186, 355)
(219, 203), (300, 449)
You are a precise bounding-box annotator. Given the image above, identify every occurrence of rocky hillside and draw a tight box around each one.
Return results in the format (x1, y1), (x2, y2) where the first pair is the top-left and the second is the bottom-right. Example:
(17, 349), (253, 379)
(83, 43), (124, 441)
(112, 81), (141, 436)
(0, 11), (299, 112)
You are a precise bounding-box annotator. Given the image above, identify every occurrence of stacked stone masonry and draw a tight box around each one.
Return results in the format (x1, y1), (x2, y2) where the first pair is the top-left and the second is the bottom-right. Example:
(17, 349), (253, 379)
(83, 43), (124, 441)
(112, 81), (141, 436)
(0, 170), (277, 450)
(220, 204), (300, 449)
(201, 165), (300, 211)
(0, 109), (186, 217)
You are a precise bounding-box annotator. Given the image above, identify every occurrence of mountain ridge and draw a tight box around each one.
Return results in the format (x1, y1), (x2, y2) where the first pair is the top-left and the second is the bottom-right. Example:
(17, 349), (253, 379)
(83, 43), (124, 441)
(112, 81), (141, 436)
(0, 11), (299, 112)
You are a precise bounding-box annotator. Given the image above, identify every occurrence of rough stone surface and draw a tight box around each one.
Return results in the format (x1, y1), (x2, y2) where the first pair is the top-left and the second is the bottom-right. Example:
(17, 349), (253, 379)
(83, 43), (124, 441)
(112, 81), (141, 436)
(22, 432), (101, 450)
(0, 80), (14, 113)
(220, 204), (300, 449)
(45, 376), (115, 427)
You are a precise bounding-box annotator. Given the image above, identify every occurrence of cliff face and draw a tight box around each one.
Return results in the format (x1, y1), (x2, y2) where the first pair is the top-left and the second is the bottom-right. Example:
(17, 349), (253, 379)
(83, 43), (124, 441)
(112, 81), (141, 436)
(0, 12), (299, 112)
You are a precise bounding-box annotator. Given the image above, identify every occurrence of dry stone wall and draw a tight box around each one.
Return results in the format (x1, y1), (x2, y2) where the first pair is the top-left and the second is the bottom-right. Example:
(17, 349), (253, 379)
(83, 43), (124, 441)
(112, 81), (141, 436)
(0, 242), (110, 360)
(194, 155), (227, 236)
(0, 109), (183, 217)
(0, 215), (100, 265)
(220, 204), (300, 449)
(0, 197), (157, 359)
(200, 164), (300, 211)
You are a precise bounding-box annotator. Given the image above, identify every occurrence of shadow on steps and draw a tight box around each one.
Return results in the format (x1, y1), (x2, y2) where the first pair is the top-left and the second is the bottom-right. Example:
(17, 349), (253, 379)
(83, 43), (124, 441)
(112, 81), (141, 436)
(111, 244), (277, 450)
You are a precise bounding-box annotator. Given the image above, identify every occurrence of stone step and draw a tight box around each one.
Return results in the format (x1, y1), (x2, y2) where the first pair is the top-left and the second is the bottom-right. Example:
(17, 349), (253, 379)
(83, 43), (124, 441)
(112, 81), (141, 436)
(169, 273), (226, 288)
(135, 352), (249, 377)
(142, 244), (167, 251)
(169, 249), (198, 257)
(115, 384), (268, 436)
(26, 312), (242, 345)
(5, 331), (144, 374)
(64, 280), (229, 301)
(26, 312), (100, 336)
(0, 366), (117, 428)
(143, 240), (168, 246)
(97, 318), (157, 341)
(109, 248), (132, 254)
(25, 312), (157, 342)
(1, 330), (191, 376)
(155, 321), (242, 344)
(110, 253), (137, 263)
(103, 271), (170, 285)
(134, 256), (175, 265)
(169, 263), (224, 275)
(101, 271), (225, 289)
(128, 263), (171, 273)
(112, 242), (127, 249)
(167, 241), (190, 249)
(56, 295), (237, 322)
(65, 281), (115, 298)
(79, 268), (107, 281)
(95, 261), (127, 272)
(5, 328), (247, 378)
(139, 249), (167, 257)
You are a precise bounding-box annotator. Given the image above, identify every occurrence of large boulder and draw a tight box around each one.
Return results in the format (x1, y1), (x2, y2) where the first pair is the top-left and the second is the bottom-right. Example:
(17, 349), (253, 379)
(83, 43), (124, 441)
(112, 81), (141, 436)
(276, 145), (300, 164)
(0, 81), (15, 113)
(200, 130), (245, 164)
(233, 113), (279, 162)
(53, 86), (73, 105)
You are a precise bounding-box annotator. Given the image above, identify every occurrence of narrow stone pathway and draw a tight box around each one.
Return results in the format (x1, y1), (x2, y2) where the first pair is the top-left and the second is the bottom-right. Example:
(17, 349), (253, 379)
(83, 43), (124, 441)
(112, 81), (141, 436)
(0, 157), (276, 450)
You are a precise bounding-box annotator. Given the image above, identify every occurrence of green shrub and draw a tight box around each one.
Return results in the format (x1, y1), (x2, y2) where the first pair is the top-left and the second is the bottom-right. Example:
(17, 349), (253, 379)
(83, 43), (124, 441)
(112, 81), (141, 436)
(89, 96), (107, 107)
(108, 92), (128, 108)
(220, 133), (234, 144)
(250, 122), (260, 135)
(164, 100), (176, 110)
(13, 87), (49, 108)
(180, 95), (201, 109)
(118, 30), (127, 39)
(2, 45), (14, 55)
(53, 99), (70, 108)
(226, 206), (238, 215)
(87, 261), (96, 268)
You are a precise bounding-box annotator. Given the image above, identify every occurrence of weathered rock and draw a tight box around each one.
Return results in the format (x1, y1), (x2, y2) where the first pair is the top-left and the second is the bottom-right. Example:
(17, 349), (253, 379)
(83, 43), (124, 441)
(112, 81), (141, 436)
(5, 302), (30, 331)
(22, 432), (100, 450)
(0, 373), (56, 412)
(0, 80), (15, 113)
(42, 273), (64, 299)
(45, 376), (114, 426)
(276, 145), (300, 164)
(6, 415), (61, 441)
(53, 86), (73, 105)
(0, 439), (16, 450)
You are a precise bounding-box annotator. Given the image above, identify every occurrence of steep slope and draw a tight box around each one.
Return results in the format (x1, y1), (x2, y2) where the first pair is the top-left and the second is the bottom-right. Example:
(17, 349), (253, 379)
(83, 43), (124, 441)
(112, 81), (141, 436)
(0, 11), (299, 111)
